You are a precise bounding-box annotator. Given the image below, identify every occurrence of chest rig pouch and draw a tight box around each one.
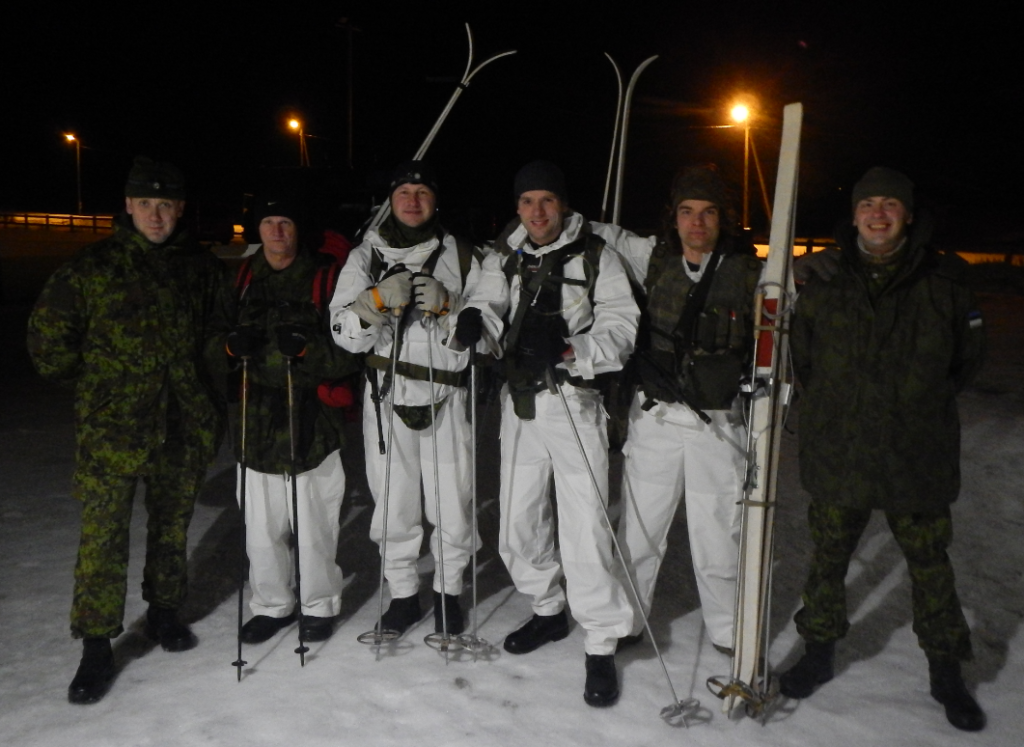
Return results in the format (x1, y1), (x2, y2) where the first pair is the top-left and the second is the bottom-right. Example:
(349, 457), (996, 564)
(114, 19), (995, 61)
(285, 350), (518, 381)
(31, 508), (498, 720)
(640, 246), (750, 412)
(502, 237), (600, 420)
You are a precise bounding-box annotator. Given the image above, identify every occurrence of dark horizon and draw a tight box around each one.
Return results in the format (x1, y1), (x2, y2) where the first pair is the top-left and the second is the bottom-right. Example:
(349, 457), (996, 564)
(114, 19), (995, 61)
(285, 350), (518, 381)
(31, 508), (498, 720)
(4, 3), (1021, 241)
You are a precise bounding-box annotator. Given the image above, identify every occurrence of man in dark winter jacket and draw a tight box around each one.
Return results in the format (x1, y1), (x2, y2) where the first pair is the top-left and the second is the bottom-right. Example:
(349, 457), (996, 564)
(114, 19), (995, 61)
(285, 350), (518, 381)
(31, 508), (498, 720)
(208, 196), (361, 646)
(27, 157), (225, 705)
(780, 167), (986, 732)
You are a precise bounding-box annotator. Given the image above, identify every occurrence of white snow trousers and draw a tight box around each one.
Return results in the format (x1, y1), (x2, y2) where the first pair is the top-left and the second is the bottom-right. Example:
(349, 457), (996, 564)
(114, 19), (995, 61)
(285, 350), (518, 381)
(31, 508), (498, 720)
(616, 392), (745, 648)
(498, 384), (633, 656)
(362, 386), (474, 598)
(238, 450), (346, 619)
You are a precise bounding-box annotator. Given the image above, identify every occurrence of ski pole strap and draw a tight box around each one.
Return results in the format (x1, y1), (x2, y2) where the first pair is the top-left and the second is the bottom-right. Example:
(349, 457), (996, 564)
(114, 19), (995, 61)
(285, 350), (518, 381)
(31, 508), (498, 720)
(366, 354), (468, 388)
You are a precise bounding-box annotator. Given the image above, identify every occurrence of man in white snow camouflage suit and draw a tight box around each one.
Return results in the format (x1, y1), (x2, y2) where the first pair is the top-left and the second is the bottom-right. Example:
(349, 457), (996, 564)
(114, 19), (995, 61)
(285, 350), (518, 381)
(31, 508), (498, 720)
(495, 160), (638, 708)
(592, 165), (761, 656)
(329, 161), (508, 638)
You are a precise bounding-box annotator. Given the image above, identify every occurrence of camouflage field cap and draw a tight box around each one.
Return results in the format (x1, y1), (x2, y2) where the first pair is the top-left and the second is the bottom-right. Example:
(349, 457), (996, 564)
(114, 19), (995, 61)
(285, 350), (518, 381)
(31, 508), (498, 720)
(125, 156), (186, 200)
(671, 165), (729, 211)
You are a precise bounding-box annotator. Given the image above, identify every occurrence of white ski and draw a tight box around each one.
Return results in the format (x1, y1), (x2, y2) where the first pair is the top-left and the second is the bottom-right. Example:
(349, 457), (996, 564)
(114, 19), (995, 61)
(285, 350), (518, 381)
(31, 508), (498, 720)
(367, 24), (516, 233)
(708, 101), (802, 719)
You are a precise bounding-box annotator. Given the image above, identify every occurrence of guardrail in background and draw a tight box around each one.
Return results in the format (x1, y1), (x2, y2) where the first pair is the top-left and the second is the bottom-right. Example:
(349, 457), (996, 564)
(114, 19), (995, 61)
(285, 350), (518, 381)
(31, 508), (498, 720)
(0, 212), (114, 232)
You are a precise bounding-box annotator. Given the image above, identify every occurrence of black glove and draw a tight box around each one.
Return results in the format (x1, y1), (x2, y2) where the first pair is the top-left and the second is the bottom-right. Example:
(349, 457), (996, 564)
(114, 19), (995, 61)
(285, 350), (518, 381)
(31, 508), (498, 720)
(226, 324), (266, 358)
(517, 315), (567, 373)
(411, 273), (449, 315)
(455, 307), (483, 348)
(276, 324), (308, 358)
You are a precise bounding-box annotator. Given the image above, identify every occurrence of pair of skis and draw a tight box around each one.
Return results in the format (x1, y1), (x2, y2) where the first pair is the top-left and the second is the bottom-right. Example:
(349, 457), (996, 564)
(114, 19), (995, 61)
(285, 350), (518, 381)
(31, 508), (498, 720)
(706, 101), (803, 720)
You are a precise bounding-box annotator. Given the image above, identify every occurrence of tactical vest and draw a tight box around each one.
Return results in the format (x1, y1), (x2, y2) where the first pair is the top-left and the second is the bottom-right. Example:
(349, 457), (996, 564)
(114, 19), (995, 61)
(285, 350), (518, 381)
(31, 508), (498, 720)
(364, 232), (481, 430)
(498, 232), (605, 420)
(638, 238), (760, 410)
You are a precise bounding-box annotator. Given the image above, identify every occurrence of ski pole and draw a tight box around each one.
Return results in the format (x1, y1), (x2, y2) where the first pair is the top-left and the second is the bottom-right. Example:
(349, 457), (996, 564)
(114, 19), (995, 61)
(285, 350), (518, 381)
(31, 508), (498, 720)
(421, 313), (455, 660)
(232, 357), (250, 681)
(285, 355), (310, 666)
(543, 366), (699, 726)
(358, 313), (403, 650)
(458, 346), (492, 655)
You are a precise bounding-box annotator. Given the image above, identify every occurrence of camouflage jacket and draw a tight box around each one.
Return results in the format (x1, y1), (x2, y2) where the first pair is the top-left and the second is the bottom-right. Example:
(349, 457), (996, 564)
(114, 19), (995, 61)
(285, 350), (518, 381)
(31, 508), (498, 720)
(206, 248), (361, 474)
(790, 216), (984, 512)
(27, 216), (225, 477)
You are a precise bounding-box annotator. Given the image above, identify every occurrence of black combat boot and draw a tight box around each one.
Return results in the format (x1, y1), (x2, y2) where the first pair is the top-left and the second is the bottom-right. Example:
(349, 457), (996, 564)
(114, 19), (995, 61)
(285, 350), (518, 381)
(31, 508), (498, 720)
(299, 614), (336, 643)
(377, 594), (423, 636)
(778, 640), (835, 698)
(240, 611), (297, 644)
(929, 658), (985, 732)
(617, 631), (644, 650)
(68, 638), (116, 704)
(145, 606), (198, 652)
(433, 592), (465, 635)
(584, 654), (620, 707)
(503, 611), (570, 654)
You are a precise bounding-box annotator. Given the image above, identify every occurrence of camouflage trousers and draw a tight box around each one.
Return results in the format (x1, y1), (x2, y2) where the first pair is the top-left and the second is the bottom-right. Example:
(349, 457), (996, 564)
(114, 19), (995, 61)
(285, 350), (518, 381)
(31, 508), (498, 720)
(794, 501), (972, 661)
(70, 453), (207, 638)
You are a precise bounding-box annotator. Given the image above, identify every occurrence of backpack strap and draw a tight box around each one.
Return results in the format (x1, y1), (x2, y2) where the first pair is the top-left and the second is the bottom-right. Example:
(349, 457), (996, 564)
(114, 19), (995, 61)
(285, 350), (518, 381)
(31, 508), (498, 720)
(234, 256), (254, 302)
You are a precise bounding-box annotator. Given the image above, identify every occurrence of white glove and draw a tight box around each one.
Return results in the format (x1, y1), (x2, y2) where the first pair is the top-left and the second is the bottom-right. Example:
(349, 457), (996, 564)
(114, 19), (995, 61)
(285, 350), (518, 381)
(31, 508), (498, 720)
(351, 288), (387, 326)
(411, 273), (449, 316)
(375, 269), (413, 310)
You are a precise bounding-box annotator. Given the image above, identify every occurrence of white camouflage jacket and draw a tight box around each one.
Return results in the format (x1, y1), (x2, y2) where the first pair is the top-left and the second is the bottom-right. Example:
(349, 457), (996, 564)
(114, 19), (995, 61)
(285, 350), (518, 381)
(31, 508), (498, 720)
(329, 229), (508, 407)
(505, 212), (639, 381)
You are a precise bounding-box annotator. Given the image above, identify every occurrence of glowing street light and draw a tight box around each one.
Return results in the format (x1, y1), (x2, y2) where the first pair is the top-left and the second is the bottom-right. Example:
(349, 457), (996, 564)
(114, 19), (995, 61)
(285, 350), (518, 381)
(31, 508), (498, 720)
(288, 118), (310, 167)
(731, 104), (752, 229)
(64, 133), (83, 213)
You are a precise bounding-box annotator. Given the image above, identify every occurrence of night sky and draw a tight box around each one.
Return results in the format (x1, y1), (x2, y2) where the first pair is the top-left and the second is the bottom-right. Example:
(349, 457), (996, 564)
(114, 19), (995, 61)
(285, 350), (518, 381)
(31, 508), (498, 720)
(3, 1), (1020, 241)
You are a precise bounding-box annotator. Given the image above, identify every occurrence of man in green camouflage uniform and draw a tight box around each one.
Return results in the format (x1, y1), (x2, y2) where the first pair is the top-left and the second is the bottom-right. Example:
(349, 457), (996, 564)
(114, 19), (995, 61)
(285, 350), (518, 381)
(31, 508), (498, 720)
(206, 196), (361, 645)
(780, 167), (986, 732)
(27, 157), (224, 704)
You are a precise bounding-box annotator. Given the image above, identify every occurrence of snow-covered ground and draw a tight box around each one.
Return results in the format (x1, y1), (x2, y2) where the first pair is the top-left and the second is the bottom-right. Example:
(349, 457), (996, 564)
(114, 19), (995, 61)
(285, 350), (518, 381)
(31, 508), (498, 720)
(1, 293), (1021, 747)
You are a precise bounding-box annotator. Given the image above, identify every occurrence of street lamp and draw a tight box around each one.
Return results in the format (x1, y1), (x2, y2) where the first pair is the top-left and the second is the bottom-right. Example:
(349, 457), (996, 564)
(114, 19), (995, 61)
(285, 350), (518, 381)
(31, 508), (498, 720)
(730, 105), (751, 229)
(65, 133), (82, 213)
(288, 118), (310, 167)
